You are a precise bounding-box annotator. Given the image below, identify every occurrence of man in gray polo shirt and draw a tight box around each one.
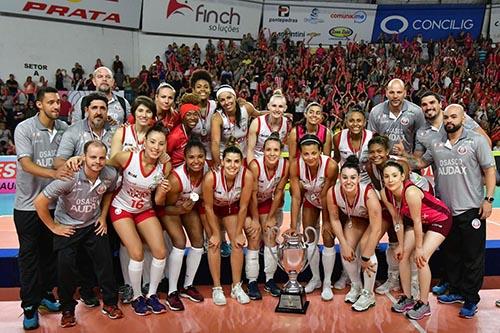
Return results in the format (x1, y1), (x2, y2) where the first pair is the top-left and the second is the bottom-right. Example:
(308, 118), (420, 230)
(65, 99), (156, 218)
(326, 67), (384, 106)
(367, 78), (425, 154)
(70, 66), (130, 126)
(415, 104), (496, 318)
(54, 92), (113, 169)
(34, 141), (123, 327)
(13, 86), (73, 330)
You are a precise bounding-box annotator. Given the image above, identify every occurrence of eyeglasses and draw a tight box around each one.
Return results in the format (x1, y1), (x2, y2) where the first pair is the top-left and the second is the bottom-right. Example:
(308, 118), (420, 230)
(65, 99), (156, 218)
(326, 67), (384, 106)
(156, 82), (176, 94)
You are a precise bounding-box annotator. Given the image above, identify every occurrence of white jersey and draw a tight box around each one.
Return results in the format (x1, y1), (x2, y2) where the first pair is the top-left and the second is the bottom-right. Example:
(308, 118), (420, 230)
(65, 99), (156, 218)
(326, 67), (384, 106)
(121, 124), (144, 151)
(219, 105), (249, 158)
(370, 158), (432, 193)
(172, 162), (209, 204)
(213, 167), (246, 207)
(299, 154), (331, 209)
(338, 129), (373, 184)
(254, 115), (289, 159)
(254, 156), (286, 203)
(112, 151), (166, 213)
(332, 182), (372, 219)
(192, 100), (217, 160)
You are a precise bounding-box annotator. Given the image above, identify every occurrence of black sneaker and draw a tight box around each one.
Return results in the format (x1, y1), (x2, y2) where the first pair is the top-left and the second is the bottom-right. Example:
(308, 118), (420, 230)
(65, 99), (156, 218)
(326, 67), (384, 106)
(79, 295), (100, 308)
(264, 279), (281, 297)
(247, 281), (262, 300)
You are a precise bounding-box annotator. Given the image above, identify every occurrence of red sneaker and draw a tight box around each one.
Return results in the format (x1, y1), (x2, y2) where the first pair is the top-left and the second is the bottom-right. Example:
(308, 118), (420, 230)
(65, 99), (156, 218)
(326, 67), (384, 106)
(180, 286), (204, 303)
(166, 291), (185, 311)
(60, 311), (76, 328)
(101, 305), (124, 320)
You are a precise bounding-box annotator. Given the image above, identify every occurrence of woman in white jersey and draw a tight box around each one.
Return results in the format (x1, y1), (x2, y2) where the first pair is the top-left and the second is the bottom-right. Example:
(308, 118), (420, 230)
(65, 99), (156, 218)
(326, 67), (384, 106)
(331, 107), (374, 290)
(289, 134), (338, 296)
(156, 139), (207, 311)
(246, 90), (290, 162)
(210, 85), (261, 168)
(366, 135), (432, 298)
(202, 145), (260, 305)
(190, 70), (218, 167)
(248, 132), (289, 297)
(108, 125), (171, 316)
(326, 155), (382, 310)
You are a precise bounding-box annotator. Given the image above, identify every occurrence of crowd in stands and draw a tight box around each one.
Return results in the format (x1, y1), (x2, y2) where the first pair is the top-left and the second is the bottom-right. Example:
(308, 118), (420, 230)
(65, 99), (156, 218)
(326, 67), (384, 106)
(0, 29), (499, 155)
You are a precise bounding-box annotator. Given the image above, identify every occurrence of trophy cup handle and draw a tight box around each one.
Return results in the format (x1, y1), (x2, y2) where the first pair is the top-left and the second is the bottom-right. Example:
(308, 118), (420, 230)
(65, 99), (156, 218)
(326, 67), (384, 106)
(266, 226), (286, 272)
(300, 226), (319, 273)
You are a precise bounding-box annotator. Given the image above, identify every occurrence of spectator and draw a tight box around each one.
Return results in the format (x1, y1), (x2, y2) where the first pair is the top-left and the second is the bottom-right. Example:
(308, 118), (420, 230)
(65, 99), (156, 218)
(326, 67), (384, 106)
(112, 55), (124, 74)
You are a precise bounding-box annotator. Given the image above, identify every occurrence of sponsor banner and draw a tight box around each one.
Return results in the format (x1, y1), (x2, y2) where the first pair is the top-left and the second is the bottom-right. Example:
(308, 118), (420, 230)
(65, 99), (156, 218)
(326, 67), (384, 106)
(0, 156), (16, 194)
(491, 5), (500, 43)
(0, 0), (141, 29)
(262, 1), (377, 44)
(372, 4), (485, 42)
(142, 0), (262, 39)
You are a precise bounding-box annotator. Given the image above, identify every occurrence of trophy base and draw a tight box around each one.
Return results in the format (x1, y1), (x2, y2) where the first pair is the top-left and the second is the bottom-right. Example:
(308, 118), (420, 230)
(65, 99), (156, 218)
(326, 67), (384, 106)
(275, 291), (310, 314)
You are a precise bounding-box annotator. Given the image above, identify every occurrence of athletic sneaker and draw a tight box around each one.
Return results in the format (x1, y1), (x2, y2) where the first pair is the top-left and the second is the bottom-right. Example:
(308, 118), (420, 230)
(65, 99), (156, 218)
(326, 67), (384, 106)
(391, 295), (416, 313)
(60, 311), (76, 328)
(352, 289), (376, 312)
(22, 306), (39, 330)
(437, 294), (465, 304)
(375, 273), (400, 294)
(118, 284), (133, 304)
(221, 241), (232, 258)
(334, 270), (350, 290)
(132, 296), (151, 316)
(344, 283), (362, 304)
(432, 282), (449, 296)
(459, 302), (478, 319)
(231, 282), (250, 304)
(79, 295), (100, 308)
(146, 294), (167, 314)
(40, 297), (61, 312)
(406, 301), (431, 320)
(247, 281), (262, 300)
(180, 286), (204, 302)
(212, 287), (227, 306)
(101, 305), (124, 320)
(304, 278), (321, 293)
(496, 300), (500, 308)
(264, 279), (281, 297)
(321, 284), (334, 301)
(166, 291), (185, 311)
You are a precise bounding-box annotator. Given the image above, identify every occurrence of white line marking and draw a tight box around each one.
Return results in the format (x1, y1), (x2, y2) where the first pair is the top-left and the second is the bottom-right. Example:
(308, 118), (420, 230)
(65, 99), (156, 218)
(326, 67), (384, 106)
(487, 220), (500, 227)
(385, 292), (427, 333)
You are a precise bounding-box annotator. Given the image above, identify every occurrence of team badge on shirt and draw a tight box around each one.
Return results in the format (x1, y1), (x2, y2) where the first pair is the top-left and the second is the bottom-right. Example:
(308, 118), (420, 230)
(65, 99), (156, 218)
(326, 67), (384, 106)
(457, 146), (467, 155)
(400, 117), (409, 126)
(96, 184), (107, 195)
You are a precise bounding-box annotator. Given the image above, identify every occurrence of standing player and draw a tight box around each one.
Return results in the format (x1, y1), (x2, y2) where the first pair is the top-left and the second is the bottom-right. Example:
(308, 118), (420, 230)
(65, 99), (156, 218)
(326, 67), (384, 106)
(108, 125), (171, 316)
(289, 134), (338, 296)
(13, 87), (71, 329)
(248, 132), (289, 297)
(156, 140), (207, 311)
(34, 141), (123, 327)
(202, 146), (260, 305)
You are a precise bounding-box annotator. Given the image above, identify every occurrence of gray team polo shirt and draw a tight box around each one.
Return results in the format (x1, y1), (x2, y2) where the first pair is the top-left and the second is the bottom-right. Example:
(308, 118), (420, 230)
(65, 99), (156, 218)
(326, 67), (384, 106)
(14, 115), (68, 211)
(71, 93), (130, 126)
(56, 119), (113, 159)
(422, 129), (495, 216)
(42, 166), (118, 228)
(368, 100), (425, 153)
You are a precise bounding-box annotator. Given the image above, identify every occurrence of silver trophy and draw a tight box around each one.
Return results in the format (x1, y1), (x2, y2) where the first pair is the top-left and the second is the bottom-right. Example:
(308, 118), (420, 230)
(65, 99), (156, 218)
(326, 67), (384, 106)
(268, 226), (318, 314)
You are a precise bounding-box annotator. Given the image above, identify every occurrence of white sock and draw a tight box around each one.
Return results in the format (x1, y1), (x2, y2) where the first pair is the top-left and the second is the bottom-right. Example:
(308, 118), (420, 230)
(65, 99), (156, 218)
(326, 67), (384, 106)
(128, 259), (144, 300)
(119, 245), (131, 285)
(342, 256), (362, 285)
(168, 247), (185, 295)
(363, 255), (378, 292)
(322, 246), (336, 287)
(163, 232), (172, 278)
(147, 257), (166, 297)
(184, 247), (203, 288)
(264, 246), (278, 282)
(386, 243), (399, 276)
(245, 249), (260, 283)
(307, 243), (320, 281)
(411, 261), (419, 284)
(142, 248), (153, 285)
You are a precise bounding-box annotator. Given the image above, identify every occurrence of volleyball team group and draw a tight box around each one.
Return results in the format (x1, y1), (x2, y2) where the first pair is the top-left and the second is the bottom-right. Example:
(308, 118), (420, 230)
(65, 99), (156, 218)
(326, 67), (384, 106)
(14, 67), (496, 330)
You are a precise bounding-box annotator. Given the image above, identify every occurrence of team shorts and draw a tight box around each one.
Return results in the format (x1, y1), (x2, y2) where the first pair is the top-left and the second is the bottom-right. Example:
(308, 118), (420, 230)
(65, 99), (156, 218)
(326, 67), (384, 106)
(109, 205), (157, 225)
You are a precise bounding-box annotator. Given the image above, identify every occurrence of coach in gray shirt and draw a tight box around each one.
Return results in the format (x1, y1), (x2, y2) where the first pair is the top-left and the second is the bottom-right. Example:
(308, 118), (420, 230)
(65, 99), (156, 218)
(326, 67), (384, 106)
(54, 92), (113, 169)
(367, 78), (425, 154)
(13, 86), (73, 329)
(34, 141), (123, 326)
(415, 104), (496, 318)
